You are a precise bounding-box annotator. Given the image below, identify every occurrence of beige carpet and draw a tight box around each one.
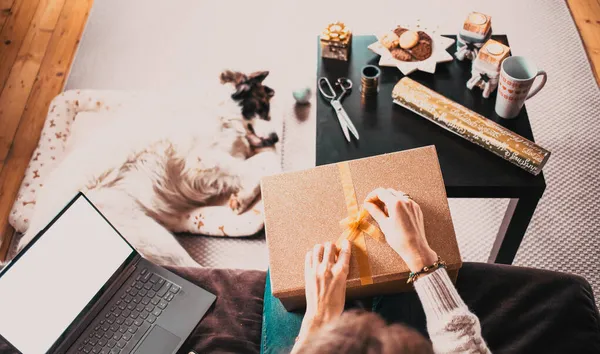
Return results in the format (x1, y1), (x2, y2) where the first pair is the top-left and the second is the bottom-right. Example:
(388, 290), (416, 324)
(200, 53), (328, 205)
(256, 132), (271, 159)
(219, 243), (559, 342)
(64, 0), (599, 305)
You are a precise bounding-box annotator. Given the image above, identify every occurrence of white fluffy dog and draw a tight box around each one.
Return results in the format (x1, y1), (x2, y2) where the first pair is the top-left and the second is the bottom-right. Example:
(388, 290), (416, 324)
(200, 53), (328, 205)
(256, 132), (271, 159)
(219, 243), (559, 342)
(14, 70), (281, 267)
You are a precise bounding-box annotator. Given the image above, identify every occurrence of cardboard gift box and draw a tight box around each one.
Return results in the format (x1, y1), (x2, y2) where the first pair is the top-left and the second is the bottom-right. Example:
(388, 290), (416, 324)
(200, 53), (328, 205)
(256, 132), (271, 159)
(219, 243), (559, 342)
(261, 146), (462, 311)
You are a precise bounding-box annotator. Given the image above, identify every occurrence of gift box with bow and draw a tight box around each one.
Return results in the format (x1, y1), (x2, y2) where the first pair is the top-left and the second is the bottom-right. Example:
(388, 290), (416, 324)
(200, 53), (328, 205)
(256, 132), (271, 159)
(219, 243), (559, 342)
(261, 146), (462, 311)
(320, 22), (352, 61)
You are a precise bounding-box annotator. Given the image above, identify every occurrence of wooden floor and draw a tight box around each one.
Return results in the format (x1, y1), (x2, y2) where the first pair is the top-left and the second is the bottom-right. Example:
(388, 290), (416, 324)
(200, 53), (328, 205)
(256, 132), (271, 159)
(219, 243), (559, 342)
(0, 0), (93, 260)
(0, 0), (598, 261)
(569, 0), (600, 84)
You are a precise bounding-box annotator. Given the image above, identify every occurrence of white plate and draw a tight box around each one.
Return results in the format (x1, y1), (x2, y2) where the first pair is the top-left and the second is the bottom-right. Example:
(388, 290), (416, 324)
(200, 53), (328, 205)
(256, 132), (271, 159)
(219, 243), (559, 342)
(368, 29), (456, 75)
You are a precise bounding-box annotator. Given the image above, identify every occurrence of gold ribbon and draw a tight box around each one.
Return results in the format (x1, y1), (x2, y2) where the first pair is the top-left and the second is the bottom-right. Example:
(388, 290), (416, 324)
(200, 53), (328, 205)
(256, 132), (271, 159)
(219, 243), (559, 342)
(335, 162), (385, 285)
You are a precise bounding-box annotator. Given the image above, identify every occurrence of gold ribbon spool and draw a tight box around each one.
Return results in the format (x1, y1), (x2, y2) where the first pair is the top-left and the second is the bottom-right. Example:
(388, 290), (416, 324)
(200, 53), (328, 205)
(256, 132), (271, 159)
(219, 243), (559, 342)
(335, 162), (385, 285)
(321, 22), (350, 42)
(360, 65), (381, 97)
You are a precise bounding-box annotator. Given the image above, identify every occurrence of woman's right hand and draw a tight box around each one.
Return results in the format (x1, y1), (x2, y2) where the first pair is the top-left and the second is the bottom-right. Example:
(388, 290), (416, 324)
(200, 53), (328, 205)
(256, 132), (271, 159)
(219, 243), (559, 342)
(363, 188), (438, 273)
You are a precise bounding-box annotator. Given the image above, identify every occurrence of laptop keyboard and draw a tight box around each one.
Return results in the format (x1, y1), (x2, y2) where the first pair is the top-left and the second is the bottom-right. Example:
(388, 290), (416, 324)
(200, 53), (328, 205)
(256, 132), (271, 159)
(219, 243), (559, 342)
(75, 268), (181, 354)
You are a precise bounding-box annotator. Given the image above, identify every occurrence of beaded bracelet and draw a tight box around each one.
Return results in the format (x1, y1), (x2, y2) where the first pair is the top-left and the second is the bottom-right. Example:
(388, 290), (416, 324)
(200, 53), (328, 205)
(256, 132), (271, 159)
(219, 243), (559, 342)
(407, 256), (446, 284)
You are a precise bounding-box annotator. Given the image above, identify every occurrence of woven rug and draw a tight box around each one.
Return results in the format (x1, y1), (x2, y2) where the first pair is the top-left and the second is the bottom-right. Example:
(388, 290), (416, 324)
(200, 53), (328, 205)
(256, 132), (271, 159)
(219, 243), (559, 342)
(63, 0), (599, 304)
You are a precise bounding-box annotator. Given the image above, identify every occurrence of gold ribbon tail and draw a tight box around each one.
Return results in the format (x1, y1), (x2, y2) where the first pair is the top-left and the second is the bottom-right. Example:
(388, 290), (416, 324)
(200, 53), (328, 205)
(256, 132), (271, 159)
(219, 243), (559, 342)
(336, 162), (385, 285)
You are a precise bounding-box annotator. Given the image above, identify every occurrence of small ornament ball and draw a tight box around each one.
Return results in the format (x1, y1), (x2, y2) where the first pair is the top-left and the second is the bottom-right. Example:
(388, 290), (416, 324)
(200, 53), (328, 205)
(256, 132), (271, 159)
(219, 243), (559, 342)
(292, 87), (311, 104)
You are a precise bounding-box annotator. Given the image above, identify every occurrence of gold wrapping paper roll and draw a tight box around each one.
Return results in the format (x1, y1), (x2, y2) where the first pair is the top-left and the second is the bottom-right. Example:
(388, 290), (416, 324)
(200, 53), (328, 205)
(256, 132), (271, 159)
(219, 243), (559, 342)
(392, 77), (550, 175)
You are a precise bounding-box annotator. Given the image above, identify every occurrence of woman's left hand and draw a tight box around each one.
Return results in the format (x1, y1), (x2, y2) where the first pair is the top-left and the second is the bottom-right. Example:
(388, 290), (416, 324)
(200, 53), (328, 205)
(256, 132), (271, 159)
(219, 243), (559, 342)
(297, 240), (351, 342)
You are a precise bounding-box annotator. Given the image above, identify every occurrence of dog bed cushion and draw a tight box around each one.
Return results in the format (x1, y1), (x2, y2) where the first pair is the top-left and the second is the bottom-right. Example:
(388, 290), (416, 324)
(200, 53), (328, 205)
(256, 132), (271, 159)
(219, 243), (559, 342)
(9, 90), (281, 237)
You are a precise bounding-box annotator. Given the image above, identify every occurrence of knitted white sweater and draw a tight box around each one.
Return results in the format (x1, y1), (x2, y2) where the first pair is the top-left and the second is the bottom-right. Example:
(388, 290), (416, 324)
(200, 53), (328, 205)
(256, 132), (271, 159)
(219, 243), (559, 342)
(414, 268), (491, 354)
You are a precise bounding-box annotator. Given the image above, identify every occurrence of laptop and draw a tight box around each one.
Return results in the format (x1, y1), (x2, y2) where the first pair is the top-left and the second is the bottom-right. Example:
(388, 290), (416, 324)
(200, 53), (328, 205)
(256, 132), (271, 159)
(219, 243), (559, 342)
(0, 193), (216, 354)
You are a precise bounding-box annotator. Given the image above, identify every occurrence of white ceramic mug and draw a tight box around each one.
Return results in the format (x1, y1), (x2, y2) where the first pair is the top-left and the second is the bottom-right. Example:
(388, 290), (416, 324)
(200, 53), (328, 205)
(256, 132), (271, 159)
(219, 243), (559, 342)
(495, 56), (547, 119)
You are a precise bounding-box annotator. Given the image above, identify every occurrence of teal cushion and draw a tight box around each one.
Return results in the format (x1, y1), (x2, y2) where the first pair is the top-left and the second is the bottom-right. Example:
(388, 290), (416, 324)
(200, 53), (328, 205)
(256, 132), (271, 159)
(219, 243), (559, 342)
(260, 270), (304, 354)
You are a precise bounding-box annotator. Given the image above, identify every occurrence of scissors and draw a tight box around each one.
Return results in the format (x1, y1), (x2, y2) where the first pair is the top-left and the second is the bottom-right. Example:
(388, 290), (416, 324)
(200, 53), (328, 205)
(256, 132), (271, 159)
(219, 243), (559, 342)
(318, 77), (359, 142)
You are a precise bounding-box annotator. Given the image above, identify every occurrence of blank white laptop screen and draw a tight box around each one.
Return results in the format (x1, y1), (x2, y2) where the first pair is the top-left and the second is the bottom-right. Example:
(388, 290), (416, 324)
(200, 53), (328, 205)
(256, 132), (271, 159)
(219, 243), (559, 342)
(0, 196), (134, 354)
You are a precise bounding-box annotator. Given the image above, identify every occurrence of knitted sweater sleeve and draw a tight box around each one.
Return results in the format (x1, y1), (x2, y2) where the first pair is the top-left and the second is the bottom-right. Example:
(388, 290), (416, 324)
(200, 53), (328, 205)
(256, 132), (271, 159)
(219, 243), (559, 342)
(414, 268), (491, 354)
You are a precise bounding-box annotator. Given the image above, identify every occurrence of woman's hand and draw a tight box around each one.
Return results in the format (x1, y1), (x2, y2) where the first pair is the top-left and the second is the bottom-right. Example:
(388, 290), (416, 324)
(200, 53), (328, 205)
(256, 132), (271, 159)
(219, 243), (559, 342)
(297, 240), (351, 342)
(364, 188), (438, 273)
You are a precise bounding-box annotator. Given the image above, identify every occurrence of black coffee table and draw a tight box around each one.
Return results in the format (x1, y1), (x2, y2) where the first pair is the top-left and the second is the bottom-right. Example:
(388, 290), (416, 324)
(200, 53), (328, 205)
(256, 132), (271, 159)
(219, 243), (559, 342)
(316, 35), (546, 264)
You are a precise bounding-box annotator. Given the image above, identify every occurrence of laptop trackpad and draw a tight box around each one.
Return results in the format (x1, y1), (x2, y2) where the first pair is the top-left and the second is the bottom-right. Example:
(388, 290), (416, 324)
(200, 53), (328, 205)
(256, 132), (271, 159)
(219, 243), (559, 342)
(134, 325), (181, 354)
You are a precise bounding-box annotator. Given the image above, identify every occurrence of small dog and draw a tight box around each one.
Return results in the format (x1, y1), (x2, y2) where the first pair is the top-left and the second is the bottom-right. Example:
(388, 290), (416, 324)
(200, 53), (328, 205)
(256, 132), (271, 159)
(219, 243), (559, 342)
(14, 70), (281, 267)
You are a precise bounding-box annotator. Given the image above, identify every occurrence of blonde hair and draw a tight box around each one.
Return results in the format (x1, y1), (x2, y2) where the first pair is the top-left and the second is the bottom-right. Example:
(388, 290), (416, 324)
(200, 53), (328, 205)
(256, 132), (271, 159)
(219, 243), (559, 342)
(296, 310), (434, 354)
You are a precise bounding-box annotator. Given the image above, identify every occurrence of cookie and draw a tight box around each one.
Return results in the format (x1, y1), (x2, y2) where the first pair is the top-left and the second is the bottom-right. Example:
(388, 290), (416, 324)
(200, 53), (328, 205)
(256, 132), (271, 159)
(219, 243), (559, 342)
(380, 32), (400, 50)
(410, 41), (432, 61)
(387, 26), (433, 61)
(393, 26), (408, 37)
(399, 30), (419, 49)
(391, 47), (412, 61)
(418, 31), (432, 42)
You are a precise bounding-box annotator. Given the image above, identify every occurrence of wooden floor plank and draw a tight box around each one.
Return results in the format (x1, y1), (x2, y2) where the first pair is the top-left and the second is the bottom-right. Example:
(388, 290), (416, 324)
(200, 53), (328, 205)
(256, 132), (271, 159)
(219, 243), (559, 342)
(0, 0), (92, 260)
(0, 0), (66, 168)
(0, 0), (16, 32)
(0, 0), (41, 92)
(568, 0), (600, 84)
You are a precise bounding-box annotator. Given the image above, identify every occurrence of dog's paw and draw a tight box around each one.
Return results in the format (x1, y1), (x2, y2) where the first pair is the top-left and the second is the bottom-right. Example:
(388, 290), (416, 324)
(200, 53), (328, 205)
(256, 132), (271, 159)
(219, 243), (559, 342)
(228, 193), (242, 214)
(228, 193), (252, 214)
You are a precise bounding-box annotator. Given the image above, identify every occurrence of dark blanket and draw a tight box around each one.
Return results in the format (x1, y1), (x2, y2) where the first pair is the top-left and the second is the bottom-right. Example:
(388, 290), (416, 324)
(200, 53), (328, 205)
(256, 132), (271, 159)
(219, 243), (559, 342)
(374, 263), (600, 354)
(0, 263), (598, 353)
(169, 267), (265, 354)
(453, 263), (600, 353)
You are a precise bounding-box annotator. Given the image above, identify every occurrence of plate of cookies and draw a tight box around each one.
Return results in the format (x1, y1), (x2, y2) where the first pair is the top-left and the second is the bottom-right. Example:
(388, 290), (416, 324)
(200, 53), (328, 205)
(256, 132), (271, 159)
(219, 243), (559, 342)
(368, 26), (455, 75)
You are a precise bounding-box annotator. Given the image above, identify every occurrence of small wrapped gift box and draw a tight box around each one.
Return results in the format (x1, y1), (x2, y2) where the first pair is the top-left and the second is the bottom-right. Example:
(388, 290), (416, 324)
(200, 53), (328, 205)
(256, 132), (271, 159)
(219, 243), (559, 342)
(466, 39), (511, 98)
(456, 29), (492, 61)
(261, 147), (462, 311)
(320, 22), (352, 61)
(455, 12), (492, 61)
(460, 12), (492, 42)
(476, 39), (510, 69)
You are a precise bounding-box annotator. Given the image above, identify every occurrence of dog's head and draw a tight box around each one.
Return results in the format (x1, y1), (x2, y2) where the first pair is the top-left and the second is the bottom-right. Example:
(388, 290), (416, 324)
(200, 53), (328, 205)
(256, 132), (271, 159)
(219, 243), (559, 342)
(220, 70), (278, 148)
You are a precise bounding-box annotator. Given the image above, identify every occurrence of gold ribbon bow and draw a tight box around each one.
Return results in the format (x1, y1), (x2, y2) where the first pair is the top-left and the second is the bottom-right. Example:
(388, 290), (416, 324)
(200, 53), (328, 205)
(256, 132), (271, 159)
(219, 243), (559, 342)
(335, 162), (385, 285)
(321, 22), (350, 42)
